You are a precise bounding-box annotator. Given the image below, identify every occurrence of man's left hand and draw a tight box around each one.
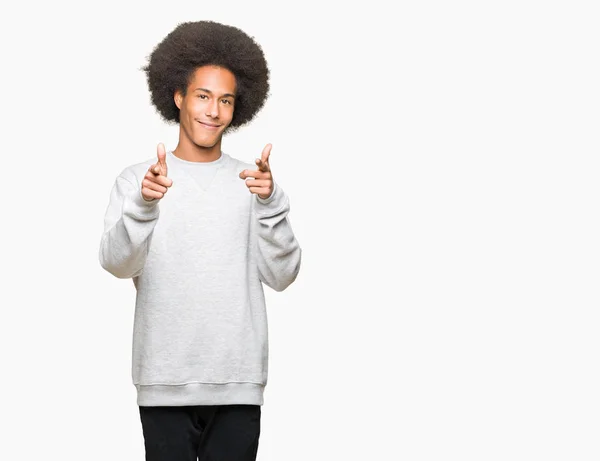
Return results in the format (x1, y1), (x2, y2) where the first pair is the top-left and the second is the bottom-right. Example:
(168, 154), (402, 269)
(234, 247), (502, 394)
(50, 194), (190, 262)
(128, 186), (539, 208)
(239, 143), (274, 200)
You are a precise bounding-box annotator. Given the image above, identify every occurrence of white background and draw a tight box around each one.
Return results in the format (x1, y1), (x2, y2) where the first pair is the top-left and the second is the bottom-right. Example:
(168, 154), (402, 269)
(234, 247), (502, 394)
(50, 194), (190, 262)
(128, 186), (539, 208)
(1, 1), (598, 460)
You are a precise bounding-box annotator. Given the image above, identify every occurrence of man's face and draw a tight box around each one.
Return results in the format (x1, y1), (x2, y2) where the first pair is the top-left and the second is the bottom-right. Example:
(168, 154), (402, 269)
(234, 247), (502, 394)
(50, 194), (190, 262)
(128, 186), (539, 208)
(175, 65), (236, 148)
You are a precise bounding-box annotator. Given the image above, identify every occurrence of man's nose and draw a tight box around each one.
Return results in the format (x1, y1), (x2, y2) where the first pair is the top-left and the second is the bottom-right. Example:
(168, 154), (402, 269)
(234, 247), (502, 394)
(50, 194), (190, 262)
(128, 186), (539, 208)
(206, 99), (219, 118)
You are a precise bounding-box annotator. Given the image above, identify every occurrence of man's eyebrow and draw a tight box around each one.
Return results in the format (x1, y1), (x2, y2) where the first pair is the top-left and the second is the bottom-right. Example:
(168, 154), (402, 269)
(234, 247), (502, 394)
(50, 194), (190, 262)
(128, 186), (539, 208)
(194, 88), (236, 98)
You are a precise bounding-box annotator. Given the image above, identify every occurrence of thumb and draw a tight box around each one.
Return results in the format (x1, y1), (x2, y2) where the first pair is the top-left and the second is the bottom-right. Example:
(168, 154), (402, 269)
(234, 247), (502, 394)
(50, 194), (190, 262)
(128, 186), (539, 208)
(157, 143), (168, 175)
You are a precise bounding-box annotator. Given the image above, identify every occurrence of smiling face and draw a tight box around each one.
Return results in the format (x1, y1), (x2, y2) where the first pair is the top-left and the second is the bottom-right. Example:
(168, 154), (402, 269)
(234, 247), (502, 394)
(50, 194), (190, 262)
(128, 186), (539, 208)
(174, 65), (237, 153)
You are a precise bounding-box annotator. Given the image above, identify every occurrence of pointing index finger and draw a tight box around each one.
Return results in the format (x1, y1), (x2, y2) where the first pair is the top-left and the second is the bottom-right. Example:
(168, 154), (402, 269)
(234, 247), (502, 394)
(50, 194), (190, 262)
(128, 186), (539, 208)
(154, 142), (168, 176)
(261, 143), (272, 164)
(157, 142), (166, 158)
(255, 144), (272, 172)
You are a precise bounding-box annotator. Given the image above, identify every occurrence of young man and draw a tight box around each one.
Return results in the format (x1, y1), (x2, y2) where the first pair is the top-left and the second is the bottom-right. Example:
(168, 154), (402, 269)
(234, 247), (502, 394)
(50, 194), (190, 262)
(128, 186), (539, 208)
(99, 21), (301, 461)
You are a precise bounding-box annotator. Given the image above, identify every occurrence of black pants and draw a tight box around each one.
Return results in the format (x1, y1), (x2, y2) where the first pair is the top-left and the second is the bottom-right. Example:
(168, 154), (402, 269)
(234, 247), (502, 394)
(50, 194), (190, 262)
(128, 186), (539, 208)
(139, 404), (261, 461)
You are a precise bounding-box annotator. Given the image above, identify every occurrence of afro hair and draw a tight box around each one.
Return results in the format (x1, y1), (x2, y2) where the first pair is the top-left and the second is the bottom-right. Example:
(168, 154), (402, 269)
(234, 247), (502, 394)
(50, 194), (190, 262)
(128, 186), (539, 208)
(142, 20), (270, 133)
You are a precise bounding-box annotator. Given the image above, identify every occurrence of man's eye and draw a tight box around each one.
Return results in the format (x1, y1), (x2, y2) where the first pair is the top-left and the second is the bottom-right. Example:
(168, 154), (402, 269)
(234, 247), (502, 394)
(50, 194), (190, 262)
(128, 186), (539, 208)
(198, 94), (207, 99)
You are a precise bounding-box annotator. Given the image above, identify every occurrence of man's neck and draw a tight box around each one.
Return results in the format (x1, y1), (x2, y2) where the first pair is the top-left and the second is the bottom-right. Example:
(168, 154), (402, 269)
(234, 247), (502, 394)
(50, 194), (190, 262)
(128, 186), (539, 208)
(172, 134), (222, 163)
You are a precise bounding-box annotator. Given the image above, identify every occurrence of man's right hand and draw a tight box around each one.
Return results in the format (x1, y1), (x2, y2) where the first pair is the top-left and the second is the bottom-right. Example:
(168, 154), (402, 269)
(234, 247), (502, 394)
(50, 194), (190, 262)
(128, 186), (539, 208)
(142, 143), (173, 202)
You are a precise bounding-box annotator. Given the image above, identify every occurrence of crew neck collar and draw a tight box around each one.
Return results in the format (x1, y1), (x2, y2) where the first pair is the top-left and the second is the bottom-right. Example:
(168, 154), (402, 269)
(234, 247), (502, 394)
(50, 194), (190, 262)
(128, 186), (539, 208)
(168, 150), (226, 166)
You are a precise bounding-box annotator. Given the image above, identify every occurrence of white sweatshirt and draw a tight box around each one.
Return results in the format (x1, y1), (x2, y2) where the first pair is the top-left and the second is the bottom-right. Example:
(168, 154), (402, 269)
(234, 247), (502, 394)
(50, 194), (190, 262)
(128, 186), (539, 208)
(99, 151), (301, 406)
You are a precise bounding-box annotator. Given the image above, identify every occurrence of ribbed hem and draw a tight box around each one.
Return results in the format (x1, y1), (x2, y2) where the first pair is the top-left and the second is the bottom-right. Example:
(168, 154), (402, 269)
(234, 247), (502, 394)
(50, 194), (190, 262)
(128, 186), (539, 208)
(135, 382), (265, 406)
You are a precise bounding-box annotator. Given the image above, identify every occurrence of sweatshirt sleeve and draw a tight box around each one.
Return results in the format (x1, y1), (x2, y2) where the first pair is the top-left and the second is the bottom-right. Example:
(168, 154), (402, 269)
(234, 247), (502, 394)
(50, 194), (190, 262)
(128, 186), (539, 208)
(253, 182), (302, 292)
(99, 174), (160, 279)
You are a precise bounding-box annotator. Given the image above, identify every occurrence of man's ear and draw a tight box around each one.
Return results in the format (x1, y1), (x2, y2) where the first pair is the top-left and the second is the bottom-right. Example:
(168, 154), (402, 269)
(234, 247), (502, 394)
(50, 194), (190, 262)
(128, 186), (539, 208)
(174, 90), (183, 110)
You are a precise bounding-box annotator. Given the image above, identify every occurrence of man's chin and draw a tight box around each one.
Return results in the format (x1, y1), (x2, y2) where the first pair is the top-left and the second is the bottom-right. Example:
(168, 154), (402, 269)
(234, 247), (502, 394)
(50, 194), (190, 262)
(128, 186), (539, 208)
(193, 137), (220, 149)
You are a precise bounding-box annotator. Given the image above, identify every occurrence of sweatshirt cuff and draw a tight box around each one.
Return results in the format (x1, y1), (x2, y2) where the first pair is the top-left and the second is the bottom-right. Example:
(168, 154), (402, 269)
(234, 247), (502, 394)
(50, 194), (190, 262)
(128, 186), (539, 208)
(256, 181), (277, 204)
(123, 189), (160, 219)
(254, 182), (286, 214)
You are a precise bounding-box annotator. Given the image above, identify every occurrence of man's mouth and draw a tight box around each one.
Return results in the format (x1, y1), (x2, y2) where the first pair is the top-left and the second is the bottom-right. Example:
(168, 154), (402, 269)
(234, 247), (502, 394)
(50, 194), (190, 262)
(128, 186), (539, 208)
(197, 120), (221, 130)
